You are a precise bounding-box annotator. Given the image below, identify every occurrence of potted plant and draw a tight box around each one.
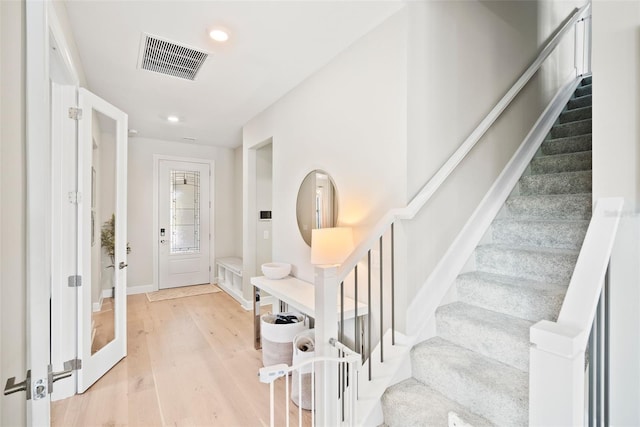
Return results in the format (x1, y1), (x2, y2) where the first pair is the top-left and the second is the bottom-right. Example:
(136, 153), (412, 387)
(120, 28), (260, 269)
(100, 214), (131, 268)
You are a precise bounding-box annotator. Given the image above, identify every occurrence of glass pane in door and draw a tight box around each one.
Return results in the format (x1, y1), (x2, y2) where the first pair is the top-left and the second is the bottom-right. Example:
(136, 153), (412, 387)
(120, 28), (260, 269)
(91, 109), (116, 355)
(170, 170), (201, 254)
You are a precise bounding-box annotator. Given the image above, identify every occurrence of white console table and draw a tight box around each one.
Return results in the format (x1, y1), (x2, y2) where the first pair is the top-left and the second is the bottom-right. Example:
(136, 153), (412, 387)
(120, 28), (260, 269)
(250, 275), (367, 349)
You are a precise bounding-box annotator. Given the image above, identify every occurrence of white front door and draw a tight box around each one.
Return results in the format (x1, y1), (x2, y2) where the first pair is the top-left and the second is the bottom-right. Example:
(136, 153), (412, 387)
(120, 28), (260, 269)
(77, 88), (128, 392)
(158, 160), (211, 289)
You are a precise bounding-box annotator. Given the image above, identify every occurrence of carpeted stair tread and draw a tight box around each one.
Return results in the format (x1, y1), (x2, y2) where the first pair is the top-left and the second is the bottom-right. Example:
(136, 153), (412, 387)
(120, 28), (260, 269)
(504, 193), (592, 220)
(411, 337), (528, 426)
(436, 302), (532, 371)
(567, 94), (592, 110)
(559, 106), (592, 124)
(475, 244), (579, 283)
(550, 118), (592, 139)
(530, 150), (592, 174)
(541, 134), (591, 155)
(491, 218), (589, 249)
(382, 378), (493, 427)
(519, 170), (592, 195)
(456, 271), (567, 322)
(582, 76), (592, 86)
(575, 84), (592, 97)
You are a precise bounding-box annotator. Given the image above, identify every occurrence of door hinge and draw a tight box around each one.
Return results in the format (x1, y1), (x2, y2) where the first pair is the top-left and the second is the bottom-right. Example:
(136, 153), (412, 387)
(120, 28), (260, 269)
(68, 191), (82, 204)
(209, 266), (211, 272)
(68, 107), (83, 120)
(68, 275), (82, 287)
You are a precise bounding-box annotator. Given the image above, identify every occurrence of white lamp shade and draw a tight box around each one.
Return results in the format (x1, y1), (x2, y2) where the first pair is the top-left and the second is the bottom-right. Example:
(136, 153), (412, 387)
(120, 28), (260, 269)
(311, 227), (354, 265)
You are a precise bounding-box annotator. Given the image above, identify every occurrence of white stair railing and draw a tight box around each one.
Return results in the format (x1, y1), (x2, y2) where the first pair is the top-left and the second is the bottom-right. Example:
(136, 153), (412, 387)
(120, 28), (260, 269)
(529, 197), (624, 426)
(259, 338), (361, 427)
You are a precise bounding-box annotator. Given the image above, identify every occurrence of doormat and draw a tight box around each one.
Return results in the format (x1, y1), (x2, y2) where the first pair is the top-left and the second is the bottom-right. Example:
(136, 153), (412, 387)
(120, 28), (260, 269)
(146, 284), (221, 302)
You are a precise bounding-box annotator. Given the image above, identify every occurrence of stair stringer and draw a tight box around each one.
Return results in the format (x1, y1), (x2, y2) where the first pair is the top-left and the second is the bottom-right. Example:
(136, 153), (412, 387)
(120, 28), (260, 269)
(405, 73), (582, 341)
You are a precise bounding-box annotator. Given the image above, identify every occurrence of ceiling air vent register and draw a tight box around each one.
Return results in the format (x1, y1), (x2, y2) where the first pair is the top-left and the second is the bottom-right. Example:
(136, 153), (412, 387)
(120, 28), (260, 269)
(138, 34), (208, 81)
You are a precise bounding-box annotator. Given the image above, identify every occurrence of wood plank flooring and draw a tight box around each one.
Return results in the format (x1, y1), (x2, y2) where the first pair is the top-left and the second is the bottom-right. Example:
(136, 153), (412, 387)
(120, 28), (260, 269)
(52, 291), (312, 426)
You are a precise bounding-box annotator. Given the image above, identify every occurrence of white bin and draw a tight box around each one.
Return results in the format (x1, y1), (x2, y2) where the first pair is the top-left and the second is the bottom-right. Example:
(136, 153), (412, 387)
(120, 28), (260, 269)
(260, 312), (307, 367)
(292, 329), (315, 410)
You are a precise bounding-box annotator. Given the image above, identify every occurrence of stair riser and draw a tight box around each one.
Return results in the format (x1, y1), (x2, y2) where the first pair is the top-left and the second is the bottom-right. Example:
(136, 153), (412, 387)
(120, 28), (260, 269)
(436, 306), (530, 371)
(530, 151), (592, 174)
(575, 85), (592, 97)
(457, 276), (565, 322)
(505, 195), (592, 220)
(475, 246), (578, 283)
(567, 94), (592, 110)
(582, 76), (592, 86)
(541, 134), (591, 155)
(520, 171), (592, 196)
(412, 339), (529, 426)
(550, 120), (592, 138)
(492, 220), (588, 249)
(382, 380), (491, 427)
(559, 106), (592, 124)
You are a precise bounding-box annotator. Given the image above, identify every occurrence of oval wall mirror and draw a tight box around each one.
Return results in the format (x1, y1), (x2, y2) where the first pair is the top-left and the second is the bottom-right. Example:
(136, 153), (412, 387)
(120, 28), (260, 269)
(296, 170), (339, 246)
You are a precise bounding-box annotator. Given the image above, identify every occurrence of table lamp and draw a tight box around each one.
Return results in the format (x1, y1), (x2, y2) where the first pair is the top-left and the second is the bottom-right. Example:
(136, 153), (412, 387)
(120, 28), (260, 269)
(310, 227), (354, 266)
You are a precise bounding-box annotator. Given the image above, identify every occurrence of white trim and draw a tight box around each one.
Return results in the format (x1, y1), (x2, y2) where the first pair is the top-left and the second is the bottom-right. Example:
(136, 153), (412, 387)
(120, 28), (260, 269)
(92, 296), (103, 313)
(25, 0), (52, 422)
(152, 154), (215, 292)
(47, 1), (81, 403)
(126, 283), (155, 295)
(243, 137), (273, 305)
(47, 3), (80, 86)
(406, 73), (582, 337)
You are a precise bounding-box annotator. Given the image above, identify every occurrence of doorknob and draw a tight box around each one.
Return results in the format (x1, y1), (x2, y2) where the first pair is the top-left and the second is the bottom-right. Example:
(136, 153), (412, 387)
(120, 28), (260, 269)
(119, 262), (128, 270)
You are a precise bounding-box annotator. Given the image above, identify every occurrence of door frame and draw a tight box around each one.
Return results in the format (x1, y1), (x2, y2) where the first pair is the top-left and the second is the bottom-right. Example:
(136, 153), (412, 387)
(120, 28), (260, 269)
(25, 0), (71, 422)
(152, 155), (215, 292)
(48, 0), (83, 403)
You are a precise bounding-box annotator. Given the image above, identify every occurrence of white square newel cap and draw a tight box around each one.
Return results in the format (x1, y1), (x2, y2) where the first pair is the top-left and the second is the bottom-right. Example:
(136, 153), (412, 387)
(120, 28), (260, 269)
(310, 227), (354, 266)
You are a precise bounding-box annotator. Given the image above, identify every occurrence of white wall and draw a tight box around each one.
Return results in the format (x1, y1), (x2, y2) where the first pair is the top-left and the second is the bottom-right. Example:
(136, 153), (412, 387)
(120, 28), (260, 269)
(1, 0), (27, 424)
(243, 9), (408, 293)
(127, 137), (237, 289)
(592, 1), (640, 424)
(234, 146), (243, 257)
(255, 143), (273, 268)
(401, 0), (580, 329)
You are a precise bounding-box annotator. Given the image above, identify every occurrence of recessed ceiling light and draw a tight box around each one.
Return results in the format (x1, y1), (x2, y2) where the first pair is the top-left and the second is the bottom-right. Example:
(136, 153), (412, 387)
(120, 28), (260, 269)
(209, 29), (229, 42)
(167, 115), (180, 123)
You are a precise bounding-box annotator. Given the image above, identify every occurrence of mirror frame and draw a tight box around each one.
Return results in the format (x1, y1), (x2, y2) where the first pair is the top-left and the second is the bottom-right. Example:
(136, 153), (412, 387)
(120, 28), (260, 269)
(296, 169), (339, 246)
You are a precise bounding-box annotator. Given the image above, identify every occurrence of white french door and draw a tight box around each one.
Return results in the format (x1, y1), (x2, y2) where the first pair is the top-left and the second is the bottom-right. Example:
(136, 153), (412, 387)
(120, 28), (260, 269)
(77, 88), (128, 392)
(158, 160), (211, 289)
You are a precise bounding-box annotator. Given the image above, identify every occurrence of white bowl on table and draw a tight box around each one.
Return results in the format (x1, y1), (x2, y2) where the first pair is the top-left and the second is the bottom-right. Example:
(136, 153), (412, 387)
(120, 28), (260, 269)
(261, 262), (291, 280)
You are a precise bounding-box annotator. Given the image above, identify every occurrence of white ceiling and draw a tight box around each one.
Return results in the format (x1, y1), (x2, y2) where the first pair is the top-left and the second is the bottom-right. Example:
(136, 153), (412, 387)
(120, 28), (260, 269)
(62, 1), (403, 148)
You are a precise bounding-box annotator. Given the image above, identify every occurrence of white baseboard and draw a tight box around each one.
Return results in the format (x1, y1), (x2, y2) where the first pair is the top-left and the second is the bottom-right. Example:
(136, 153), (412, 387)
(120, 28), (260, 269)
(102, 288), (113, 299)
(127, 283), (156, 295)
(92, 295), (103, 312)
(406, 74), (582, 337)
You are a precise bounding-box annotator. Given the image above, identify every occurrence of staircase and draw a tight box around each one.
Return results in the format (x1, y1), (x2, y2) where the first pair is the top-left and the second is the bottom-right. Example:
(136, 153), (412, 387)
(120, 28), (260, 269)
(381, 76), (593, 426)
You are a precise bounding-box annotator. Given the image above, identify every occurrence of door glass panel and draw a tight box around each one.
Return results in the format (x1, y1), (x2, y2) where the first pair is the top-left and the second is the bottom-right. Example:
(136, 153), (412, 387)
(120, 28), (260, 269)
(91, 109), (116, 355)
(170, 170), (201, 254)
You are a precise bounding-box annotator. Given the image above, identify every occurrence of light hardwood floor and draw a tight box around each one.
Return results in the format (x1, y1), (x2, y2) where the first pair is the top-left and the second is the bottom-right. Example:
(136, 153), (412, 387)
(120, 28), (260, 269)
(52, 291), (312, 426)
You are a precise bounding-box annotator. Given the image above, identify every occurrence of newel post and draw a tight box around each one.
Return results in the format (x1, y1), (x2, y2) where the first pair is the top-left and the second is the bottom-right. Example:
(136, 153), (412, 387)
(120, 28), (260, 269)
(314, 265), (339, 426)
(529, 320), (585, 426)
